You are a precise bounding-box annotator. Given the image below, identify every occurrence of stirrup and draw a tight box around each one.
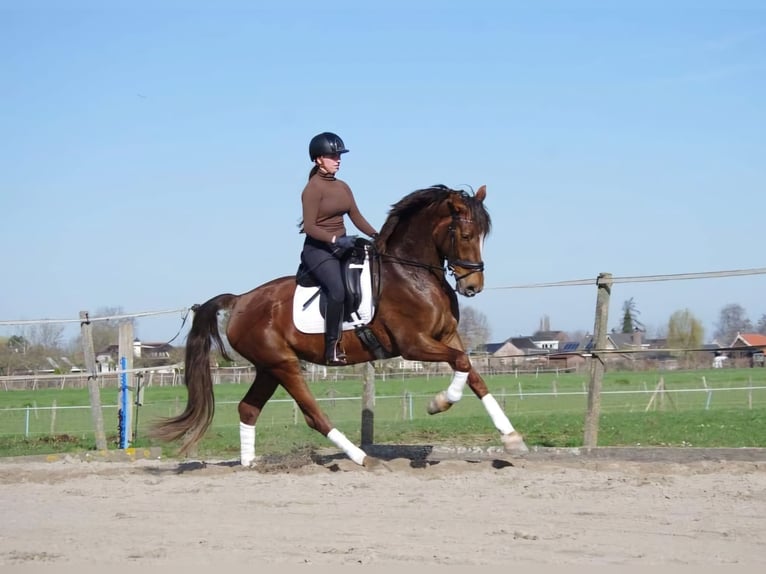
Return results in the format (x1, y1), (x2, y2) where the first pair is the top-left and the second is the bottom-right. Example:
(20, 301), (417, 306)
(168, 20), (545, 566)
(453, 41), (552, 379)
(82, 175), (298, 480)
(325, 344), (347, 366)
(326, 354), (347, 366)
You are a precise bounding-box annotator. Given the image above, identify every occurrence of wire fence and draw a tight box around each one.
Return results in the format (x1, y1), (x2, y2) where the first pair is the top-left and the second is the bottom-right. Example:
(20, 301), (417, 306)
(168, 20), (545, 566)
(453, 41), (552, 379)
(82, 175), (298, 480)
(3, 383), (764, 441)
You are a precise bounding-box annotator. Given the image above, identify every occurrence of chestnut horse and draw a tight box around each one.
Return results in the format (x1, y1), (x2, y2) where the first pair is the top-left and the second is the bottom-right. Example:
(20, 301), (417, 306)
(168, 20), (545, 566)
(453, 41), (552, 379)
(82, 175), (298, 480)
(151, 184), (528, 466)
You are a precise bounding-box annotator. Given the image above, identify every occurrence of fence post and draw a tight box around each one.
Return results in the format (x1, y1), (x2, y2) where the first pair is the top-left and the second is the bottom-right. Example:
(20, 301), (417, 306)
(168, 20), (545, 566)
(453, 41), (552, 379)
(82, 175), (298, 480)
(584, 272), (612, 449)
(50, 399), (57, 435)
(361, 362), (375, 446)
(80, 311), (107, 450)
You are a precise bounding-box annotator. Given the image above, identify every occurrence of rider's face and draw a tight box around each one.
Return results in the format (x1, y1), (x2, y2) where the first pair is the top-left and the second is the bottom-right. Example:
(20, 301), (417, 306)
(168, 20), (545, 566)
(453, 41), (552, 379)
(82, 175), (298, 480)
(317, 153), (341, 175)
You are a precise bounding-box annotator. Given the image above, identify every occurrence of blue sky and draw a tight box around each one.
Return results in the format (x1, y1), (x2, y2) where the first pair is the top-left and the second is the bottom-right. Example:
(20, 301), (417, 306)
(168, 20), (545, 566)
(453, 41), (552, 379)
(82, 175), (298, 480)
(1, 0), (764, 346)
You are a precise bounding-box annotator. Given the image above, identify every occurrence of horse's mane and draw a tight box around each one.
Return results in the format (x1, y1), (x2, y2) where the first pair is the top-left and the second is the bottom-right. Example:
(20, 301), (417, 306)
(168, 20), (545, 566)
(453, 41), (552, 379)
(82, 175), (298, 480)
(376, 185), (491, 254)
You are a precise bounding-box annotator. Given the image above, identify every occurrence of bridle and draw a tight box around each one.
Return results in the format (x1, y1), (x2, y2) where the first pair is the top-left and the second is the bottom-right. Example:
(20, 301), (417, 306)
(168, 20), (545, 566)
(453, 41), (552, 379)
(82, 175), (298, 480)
(445, 205), (485, 281)
(377, 204), (485, 283)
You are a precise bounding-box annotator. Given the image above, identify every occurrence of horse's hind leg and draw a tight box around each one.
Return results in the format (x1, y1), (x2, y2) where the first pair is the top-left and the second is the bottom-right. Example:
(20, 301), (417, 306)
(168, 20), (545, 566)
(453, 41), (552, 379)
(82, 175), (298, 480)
(272, 363), (368, 466)
(237, 371), (279, 466)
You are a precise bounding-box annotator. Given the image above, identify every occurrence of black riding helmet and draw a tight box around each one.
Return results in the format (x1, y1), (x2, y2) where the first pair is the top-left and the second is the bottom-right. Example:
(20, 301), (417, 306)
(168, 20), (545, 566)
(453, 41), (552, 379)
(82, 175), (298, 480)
(309, 132), (349, 161)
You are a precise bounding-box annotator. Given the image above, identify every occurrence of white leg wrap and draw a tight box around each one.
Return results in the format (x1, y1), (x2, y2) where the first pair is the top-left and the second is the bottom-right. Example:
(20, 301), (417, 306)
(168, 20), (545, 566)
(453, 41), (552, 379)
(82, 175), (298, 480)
(239, 422), (256, 466)
(445, 370), (469, 403)
(327, 428), (367, 465)
(482, 394), (514, 435)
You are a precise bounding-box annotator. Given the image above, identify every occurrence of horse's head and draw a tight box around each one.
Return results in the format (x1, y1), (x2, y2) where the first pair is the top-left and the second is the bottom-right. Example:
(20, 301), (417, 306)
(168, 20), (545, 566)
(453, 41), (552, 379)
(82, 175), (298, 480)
(438, 185), (489, 297)
(378, 184), (491, 297)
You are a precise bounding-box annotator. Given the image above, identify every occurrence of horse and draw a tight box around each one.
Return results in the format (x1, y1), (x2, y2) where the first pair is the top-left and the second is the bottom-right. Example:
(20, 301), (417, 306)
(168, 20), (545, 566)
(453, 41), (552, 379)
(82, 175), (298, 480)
(151, 184), (529, 466)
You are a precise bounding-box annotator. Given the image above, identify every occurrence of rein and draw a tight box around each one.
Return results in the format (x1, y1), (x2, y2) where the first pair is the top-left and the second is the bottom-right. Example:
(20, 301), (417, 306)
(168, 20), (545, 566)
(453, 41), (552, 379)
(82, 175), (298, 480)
(376, 207), (485, 284)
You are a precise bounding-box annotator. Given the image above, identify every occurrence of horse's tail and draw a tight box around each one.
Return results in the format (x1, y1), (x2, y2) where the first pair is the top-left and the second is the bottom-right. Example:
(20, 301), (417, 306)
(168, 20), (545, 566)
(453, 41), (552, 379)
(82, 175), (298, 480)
(150, 293), (238, 455)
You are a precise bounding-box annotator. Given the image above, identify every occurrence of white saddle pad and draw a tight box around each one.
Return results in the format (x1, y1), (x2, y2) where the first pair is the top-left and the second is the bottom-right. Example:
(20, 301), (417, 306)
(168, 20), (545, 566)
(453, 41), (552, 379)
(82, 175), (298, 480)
(292, 255), (375, 334)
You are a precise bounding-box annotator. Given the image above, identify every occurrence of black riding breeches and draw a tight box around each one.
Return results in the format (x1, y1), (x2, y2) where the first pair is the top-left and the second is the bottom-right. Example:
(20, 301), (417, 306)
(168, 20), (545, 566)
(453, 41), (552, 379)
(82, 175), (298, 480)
(301, 238), (345, 305)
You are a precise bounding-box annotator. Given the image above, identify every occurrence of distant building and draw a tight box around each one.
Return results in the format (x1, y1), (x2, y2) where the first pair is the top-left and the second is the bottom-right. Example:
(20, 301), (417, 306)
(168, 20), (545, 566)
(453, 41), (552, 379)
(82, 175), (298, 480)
(96, 339), (175, 372)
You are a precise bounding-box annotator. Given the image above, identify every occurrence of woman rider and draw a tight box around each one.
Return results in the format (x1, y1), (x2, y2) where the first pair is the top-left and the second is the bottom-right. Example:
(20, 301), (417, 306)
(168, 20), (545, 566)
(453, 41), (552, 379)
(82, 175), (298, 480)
(300, 132), (378, 365)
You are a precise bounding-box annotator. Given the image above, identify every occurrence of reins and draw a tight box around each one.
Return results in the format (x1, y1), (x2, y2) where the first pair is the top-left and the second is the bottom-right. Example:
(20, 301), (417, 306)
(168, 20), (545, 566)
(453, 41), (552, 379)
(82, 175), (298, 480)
(373, 203), (486, 287)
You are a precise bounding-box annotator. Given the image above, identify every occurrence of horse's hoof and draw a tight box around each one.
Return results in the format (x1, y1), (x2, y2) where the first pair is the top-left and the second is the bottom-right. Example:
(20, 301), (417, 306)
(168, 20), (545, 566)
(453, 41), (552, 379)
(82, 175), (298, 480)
(501, 431), (529, 455)
(362, 456), (378, 468)
(427, 391), (453, 415)
(362, 456), (390, 472)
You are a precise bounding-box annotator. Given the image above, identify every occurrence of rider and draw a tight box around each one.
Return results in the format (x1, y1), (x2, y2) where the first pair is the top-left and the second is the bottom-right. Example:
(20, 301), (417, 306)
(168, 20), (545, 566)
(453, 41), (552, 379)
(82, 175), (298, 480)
(300, 132), (378, 366)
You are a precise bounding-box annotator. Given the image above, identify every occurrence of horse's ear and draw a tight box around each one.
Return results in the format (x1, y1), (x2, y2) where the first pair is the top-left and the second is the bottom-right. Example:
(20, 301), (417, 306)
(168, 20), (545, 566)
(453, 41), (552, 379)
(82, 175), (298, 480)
(476, 185), (487, 202)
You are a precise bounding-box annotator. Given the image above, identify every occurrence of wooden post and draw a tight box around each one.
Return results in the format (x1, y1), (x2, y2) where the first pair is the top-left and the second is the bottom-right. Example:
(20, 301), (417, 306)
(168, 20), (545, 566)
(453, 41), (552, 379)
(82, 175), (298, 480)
(50, 399), (57, 435)
(584, 272), (612, 449)
(80, 311), (107, 450)
(361, 362), (375, 446)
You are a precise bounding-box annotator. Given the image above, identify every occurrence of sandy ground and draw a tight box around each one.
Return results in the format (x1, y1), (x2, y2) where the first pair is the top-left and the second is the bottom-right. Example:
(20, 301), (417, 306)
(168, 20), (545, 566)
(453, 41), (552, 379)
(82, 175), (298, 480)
(1, 449), (765, 567)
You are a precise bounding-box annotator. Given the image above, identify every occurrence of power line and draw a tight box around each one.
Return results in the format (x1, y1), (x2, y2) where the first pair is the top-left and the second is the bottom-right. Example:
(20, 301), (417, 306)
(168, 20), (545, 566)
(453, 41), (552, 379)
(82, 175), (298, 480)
(0, 307), (191, 327)
(486, 267), (766, 290)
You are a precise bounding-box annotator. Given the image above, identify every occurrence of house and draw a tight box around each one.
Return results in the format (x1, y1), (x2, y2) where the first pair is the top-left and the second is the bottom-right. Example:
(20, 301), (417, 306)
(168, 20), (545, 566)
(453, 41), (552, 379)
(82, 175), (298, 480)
(531, 330), (567, 351)
(481, 338), (527, 369)
(547, 340), (587, 371)
(729, 332), (766, 366)
(480, 336), (555, 371)
(578, 329), (677, 368)
(729, 332), (766, 349)
(96, 339), (176, 371)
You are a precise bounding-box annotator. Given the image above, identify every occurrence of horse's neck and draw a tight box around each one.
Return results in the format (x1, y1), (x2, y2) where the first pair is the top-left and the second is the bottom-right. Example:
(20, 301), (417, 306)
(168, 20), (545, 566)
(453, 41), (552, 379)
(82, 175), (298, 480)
(386, 226), (442, 267)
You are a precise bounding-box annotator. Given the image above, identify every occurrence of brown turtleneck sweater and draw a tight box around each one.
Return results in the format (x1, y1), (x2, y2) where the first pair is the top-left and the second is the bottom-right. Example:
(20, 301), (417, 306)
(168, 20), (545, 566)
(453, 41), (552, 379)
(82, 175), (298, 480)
(301, 171), (377, 243)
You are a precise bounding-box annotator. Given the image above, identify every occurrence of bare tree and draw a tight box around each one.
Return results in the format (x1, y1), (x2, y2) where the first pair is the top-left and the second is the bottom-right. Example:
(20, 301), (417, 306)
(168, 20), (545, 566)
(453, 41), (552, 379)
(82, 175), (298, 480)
(458, 305), (491, 353)
(713, 303), (752, 345)
(68, 306), (136, 357)
(26, 323), (65, 350)
(565, 330), (587, 343)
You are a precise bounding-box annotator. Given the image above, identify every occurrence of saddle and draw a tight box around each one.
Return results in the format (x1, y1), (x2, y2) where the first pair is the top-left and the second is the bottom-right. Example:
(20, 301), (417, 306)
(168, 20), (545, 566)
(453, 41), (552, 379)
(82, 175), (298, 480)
(295, 237), (370, 322)
(293, 239), (387, 359)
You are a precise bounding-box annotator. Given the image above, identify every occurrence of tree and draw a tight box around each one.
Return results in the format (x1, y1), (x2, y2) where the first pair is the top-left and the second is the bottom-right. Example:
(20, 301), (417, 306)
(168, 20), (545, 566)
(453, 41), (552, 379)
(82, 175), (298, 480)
(713, 303), (752, 345)
(667, 309), (704, 367)
(6, 335), (29, 353)
(69, 306), (136, 355)
(27, 323), (65, 350)
(756, 314), (766, 335)
(620, 297), (644, 333)
(458, 306), (491, 353)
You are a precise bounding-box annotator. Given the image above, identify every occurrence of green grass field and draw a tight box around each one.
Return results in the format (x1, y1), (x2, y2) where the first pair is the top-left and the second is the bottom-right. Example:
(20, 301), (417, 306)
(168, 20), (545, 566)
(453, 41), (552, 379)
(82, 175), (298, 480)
(1, 368), (765, 458)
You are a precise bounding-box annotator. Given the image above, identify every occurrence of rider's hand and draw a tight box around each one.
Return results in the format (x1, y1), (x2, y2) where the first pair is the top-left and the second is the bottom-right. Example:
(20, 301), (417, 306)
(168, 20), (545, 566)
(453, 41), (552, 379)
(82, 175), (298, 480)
(336, 235), (357, 250)
(331, 235), (357, 257)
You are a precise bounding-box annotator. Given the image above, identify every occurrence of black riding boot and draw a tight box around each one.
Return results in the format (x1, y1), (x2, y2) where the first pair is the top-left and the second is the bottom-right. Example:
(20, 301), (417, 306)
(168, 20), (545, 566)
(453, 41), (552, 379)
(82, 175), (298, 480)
(324, 300), (347, 366)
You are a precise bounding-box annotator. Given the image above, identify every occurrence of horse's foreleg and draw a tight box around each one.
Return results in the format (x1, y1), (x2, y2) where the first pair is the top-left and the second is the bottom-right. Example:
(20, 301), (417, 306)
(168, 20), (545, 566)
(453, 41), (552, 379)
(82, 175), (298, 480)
(466, 370), (529, 454)
(276, 364), (368, 466)
(417, 335), (472, 415)
(427, 370), (468, 414)
(238, 371), (280, 466)
(402, 333), (529, 454)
